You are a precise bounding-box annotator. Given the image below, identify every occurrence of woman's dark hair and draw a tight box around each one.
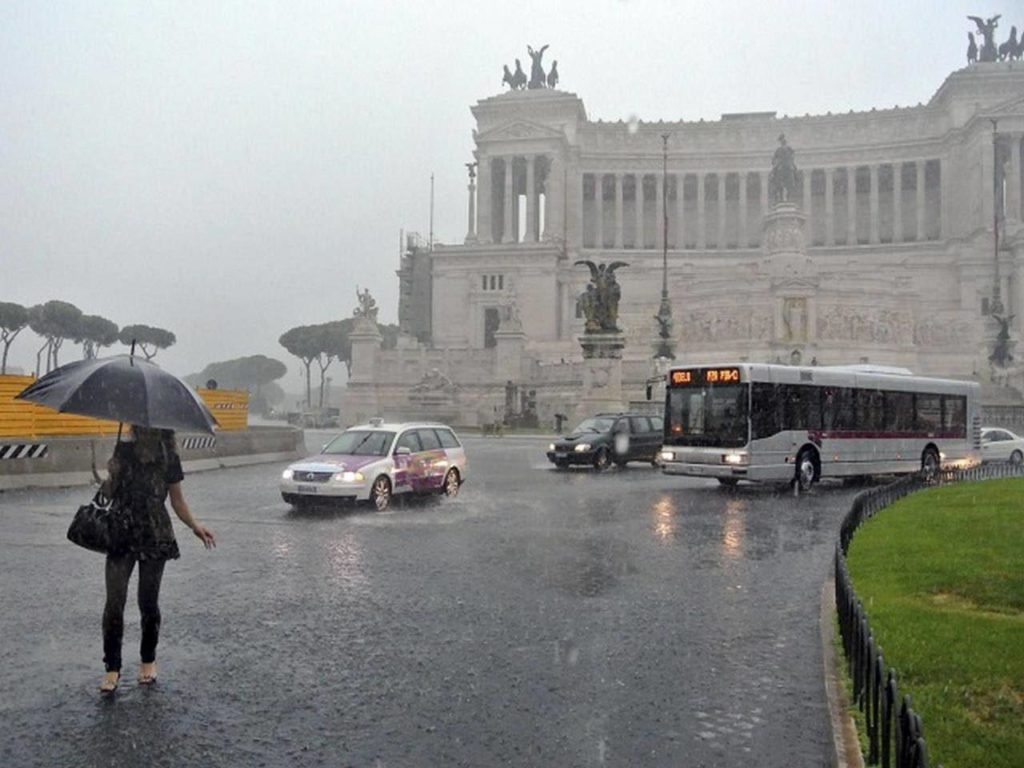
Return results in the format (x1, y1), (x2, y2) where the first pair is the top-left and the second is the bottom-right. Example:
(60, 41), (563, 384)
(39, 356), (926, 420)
(131, 426), (177, 466)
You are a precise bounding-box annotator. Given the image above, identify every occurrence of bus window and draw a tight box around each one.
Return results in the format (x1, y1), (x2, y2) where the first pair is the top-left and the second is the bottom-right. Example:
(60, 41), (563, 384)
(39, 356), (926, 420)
(885, 391), (914, 433)
(942, 395), (966, 435)
(915, 394), (941, 432)
(751, 383), (780, 438)
(856, 389), (885, 431)
(823, 387), (855, 431)
(781, 385), (822, 430)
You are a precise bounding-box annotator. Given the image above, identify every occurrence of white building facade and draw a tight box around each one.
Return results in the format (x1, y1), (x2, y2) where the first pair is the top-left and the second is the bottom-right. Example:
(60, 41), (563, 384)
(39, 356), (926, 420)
(346, 62), (1024, 427)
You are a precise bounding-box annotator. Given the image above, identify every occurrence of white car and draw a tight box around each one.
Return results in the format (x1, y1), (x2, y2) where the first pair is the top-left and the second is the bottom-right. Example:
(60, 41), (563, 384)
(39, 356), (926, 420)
(280, 420), (467, 511)
(980, 427), (1024, 465)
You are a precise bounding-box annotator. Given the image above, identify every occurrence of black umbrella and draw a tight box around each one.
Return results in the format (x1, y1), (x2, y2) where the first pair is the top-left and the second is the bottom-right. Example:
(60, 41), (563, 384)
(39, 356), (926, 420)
(16, 355), (218, 434)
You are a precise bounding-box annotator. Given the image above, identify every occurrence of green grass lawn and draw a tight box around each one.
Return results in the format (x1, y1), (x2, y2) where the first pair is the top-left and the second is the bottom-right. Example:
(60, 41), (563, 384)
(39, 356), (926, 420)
(845, 478), (1024, 768)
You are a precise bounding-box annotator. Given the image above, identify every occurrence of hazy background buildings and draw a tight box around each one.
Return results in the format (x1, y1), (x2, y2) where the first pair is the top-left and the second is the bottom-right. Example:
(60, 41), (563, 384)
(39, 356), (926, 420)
(1, 1), (980, 391)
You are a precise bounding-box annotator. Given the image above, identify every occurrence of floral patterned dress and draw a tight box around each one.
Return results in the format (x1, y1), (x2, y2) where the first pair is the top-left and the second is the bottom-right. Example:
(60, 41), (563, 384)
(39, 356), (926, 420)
(109, 440), (183, 561)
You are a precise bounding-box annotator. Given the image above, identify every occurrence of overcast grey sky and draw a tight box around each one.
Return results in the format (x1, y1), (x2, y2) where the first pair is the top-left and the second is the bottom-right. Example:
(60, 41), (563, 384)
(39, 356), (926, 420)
(0, 1), (988, 392)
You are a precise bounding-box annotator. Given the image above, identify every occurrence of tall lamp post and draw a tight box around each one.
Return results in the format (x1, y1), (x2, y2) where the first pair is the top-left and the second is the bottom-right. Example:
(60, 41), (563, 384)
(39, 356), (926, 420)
(654, 133), (676, 360)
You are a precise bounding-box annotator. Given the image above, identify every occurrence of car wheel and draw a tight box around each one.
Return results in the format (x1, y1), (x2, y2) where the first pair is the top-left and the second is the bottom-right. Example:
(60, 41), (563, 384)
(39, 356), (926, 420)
(920, 447), (940, 480)
(717, 477), (739, 487)
(1010, 450), (1023, 466)
(442, 468), (461, 497)
(553, 460), (569, 470)
(614, 457), (629, 468)
(370, 475), (392, 511)
(794, 448), (817, 493)
(593, 447), (611, 471)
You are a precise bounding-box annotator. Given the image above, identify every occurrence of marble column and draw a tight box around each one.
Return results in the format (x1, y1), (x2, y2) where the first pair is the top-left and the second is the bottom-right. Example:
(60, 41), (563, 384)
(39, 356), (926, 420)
(915, 160), (926, 241)
(893, 162), (903, 243)
(697, 173), (707, 249)
(542, 154), (562, 241)
(869, 164), (880, 244)
(1008, 135), (1022, 222)
(465, 168), (477, 243)
(655, 173), (665, 251)
(634, 174), (644, 248)
(594, 173), (605, 249)
(824, 168), (835, 246)
(847, 166), (857, 245)
(502, 156), (515, 243)
(802, 168), (812, 232)
(759, 171), (768, 221)
(614, 174), (624, 248)
(738, 173), (748, 248)
(675, 173), (686, 248)
(525, 156), (537, 243)
(476, 155), (492, 244)
(716, 173), (726, 248)
(576, 171), (586, 247)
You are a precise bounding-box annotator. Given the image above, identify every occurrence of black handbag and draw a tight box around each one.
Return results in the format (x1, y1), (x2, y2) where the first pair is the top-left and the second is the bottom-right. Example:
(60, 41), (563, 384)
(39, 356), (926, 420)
(67, 489), (128, 554)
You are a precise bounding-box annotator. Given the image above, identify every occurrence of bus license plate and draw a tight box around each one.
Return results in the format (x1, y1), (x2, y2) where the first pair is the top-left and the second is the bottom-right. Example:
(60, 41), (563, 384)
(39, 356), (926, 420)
(297, 484), (318, 493)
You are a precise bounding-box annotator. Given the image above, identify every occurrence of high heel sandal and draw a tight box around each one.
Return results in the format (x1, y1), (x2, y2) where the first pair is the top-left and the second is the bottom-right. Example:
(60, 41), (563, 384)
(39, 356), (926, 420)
(99, 671), (120, 693)
(138, 663), (157, 685)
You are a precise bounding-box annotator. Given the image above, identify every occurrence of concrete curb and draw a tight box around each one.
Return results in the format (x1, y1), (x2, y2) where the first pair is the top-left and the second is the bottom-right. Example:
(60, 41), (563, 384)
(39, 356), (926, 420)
(821, 575), (866, 768)
(0, 451), (299, 492)
(0, 428), (304, 491)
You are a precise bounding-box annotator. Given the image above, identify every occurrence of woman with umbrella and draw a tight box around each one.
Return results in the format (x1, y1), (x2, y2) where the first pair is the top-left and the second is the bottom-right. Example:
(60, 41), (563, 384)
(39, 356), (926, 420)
(17, 353), (218, 692)
(98, 425), (216, 691)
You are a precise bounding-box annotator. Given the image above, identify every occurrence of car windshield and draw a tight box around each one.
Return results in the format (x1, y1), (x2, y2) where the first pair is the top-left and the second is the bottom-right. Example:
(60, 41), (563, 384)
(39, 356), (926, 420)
(571, 416), (616, 434)
(322, 430), (394, 456)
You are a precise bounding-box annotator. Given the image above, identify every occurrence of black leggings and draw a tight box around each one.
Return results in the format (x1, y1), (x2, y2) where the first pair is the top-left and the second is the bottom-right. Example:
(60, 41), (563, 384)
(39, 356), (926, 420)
(103, 555), (166, 673)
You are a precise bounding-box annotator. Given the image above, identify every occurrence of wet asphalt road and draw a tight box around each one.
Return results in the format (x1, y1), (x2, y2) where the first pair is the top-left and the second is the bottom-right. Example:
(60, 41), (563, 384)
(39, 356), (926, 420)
(0, 433), (864, 768)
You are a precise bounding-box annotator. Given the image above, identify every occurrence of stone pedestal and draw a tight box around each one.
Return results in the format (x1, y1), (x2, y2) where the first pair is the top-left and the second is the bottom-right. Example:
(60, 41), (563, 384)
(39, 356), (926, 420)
(576, 332), (626, 418)
(340, 316), (383, 425)
(494, 325), (527, 382)
(762, 201), (811, 279)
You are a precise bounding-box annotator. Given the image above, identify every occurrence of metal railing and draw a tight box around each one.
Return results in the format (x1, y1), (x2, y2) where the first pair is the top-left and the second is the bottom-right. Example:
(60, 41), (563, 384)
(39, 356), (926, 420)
(834, 462), (1024, 768)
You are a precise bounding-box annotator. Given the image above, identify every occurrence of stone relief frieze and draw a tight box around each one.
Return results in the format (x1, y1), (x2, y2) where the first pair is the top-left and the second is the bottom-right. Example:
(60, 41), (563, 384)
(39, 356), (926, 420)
(679, 308), (772, 344)
(913, 315), (975, 348)
(816, 305), (913, 346)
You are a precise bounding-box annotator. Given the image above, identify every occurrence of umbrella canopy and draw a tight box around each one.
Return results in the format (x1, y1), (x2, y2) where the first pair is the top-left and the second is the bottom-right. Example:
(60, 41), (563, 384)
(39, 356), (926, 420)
(16, 355), (218, 434)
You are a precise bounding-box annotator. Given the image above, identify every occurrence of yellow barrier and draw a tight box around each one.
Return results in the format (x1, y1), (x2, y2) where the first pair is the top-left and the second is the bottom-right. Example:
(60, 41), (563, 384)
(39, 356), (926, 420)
(0, 374), (248, 437)
(196, 388), (249, 432)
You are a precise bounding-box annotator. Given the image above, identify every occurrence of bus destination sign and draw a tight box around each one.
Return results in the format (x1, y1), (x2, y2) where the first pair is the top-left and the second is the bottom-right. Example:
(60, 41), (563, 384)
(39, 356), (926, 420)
(670, 367), (741, 385)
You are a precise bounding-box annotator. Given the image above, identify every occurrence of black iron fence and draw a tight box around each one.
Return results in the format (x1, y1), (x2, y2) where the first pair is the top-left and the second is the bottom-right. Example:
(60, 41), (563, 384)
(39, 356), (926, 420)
(834, 462), (1024, 768)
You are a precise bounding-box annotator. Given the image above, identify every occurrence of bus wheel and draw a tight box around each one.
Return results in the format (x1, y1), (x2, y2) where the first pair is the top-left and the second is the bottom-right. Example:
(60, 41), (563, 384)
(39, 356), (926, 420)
(920, 448), (940, 480)
(795, 449), (817, 493)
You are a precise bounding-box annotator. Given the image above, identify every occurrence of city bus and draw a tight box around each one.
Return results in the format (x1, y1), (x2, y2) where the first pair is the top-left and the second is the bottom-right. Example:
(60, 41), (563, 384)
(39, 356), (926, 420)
(658, 363), (981, 490)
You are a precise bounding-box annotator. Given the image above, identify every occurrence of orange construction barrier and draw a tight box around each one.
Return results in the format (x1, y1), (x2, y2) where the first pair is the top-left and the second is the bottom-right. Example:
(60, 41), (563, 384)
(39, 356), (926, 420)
(0, 374), (248, 437)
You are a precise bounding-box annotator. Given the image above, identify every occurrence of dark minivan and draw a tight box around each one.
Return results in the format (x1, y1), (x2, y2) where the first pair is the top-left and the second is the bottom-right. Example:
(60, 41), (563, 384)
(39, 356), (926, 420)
(546, 412), (664, 469)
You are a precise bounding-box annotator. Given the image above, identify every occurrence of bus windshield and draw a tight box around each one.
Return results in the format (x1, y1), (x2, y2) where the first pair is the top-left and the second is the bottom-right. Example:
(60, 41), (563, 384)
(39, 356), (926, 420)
(665, 384), (748, 447)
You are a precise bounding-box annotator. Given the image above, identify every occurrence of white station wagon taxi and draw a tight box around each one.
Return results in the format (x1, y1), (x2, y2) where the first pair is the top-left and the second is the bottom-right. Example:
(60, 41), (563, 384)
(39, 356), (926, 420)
(280, 420), (467, 511)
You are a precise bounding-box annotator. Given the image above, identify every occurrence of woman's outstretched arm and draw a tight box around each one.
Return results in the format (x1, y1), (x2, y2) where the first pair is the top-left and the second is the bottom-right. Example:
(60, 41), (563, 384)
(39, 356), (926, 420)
(168, 483), (216, 549)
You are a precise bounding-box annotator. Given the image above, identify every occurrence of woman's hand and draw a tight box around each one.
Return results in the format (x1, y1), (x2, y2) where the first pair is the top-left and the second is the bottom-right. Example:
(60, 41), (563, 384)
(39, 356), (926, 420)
(192, 524), (216, 549)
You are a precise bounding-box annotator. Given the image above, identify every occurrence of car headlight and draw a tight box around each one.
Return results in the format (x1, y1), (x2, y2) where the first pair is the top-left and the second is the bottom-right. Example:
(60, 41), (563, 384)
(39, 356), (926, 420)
(281, 469), (294, 480)
(575, 443), (591, 452)
(660, 450), (675, 462)
(722, 452), (749, 466)
(334, 471), (365, 483)
(548, 443), (556, 452)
